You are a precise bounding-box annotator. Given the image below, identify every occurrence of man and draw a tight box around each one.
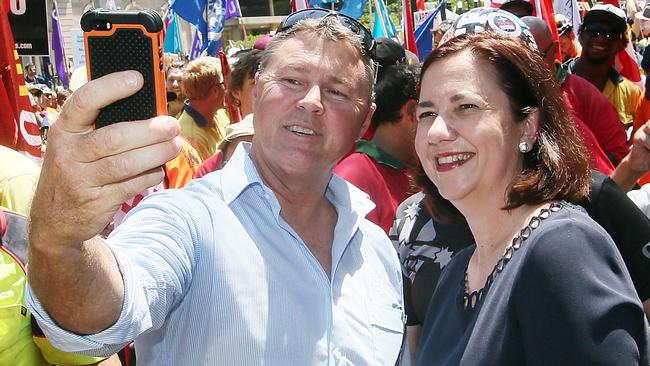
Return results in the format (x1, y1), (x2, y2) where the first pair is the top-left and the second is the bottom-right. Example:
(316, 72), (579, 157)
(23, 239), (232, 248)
(23, 63), (47, 85)
(26, 13), (404, 365)
(177, 56), (230, 160)
(334, 38), (419, 233)
(165, 61), (185, 117)
(522, 16), (628, 168)
(555, 14), (580, 62)
(565, 4), (642, 128)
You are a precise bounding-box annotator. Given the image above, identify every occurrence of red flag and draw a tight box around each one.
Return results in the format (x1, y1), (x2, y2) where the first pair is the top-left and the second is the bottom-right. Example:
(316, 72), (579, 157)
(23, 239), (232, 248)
(0, 1), (42, 157)
(292, 0), (309, 12)
(402, 0), (419, 57)
(219, 51), (241, 123)
(532, 0), (562, 61)
(416, 0), (425, 11)
(601, 0), (642, 84)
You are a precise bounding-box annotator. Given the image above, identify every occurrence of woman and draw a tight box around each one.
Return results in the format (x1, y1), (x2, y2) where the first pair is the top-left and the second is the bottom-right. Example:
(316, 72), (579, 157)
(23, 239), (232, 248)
(414, 30), (649, 364)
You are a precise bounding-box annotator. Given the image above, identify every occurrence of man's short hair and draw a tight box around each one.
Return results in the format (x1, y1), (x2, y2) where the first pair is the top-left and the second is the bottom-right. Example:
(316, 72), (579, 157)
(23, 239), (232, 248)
(259, 16), (375, 105)
(182, 57), (224, 100)
(372, 62), (420, 129)
(228, 49), (263, 98)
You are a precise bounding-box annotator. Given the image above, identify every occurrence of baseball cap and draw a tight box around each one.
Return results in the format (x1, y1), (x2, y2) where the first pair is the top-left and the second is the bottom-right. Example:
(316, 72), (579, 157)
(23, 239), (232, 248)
(554, 14), (572, 36)
(499, 0), (534, 17)
(635, 4), (650, 21)
(440, 7), (538, 51)
(583, 4), (627, 34)
(375, 38), (406, 68)
(218, 114), (255, 151)
(253, 34), (273, 50)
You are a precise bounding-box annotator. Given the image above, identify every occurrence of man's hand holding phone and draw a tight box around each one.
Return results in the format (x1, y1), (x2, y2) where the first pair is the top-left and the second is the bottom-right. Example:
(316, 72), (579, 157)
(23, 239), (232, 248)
(30, 70), (183, 248)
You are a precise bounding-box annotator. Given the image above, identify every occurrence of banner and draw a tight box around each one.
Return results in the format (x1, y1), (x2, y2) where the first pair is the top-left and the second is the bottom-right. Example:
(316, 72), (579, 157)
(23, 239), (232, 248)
(402, 0), (419, 57)
(373, 0), (396, 38)
(0, 0), (42, 156)
(7, 0), (49, 56)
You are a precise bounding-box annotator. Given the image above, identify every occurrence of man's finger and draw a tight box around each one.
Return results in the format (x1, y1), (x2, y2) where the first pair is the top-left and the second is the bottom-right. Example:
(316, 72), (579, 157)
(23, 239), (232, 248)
(88, 136), (183, 187)
(77, 116), (180, 162)
(58, 71), (144, 134)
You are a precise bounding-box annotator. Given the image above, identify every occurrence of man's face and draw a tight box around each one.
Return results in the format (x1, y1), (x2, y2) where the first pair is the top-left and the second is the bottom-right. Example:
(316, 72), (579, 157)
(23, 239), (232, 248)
(579, 21), (625, 64)
(26, 65), (36, 77)
(166, 69), (183, 93)
(558, 33), (576, 61)
(250, 33), (374, 179)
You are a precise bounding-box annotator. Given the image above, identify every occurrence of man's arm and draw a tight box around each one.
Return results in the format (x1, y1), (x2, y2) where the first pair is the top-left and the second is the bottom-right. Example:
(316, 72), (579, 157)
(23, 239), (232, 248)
(28, 71), (182, 335)
(611, 120), (650, 191)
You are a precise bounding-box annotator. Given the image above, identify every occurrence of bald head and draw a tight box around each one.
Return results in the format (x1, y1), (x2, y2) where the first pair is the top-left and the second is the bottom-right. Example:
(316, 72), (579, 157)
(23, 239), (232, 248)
(521, 16), (557, 69)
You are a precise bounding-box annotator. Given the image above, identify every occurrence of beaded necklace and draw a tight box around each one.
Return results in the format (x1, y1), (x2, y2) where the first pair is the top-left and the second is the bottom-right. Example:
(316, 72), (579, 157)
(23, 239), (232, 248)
(463, 202), (562, 310)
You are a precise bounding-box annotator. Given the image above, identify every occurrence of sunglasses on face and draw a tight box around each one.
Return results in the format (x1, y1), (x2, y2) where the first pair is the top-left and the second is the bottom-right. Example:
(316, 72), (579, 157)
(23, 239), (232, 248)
(583, 25), (622, 41)
(277, 9), (376, 59)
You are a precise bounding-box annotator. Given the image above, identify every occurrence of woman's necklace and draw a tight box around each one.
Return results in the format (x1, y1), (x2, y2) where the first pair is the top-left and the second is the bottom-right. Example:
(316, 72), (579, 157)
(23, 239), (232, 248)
(463, 202), (562, 310)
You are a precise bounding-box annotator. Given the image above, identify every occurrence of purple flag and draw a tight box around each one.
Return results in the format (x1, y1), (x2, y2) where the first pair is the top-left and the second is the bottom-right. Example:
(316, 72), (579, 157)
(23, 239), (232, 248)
(189, 29), (203, 59)
(224, 0), (241, 19)
(51, 2), (68, 88)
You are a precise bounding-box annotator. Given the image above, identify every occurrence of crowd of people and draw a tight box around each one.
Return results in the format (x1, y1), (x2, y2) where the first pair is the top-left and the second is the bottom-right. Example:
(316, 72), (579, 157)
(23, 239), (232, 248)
(3, 2), (650, 365)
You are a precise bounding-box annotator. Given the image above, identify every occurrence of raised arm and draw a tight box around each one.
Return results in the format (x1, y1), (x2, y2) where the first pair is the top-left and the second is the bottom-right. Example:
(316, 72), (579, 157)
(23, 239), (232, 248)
(611, 121), (650, 191)
(28, 71), (182, 334)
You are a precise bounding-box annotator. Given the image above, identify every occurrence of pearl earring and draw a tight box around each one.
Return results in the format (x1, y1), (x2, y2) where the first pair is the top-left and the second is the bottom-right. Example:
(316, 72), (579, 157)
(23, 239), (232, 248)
(518, 141), (530, 153)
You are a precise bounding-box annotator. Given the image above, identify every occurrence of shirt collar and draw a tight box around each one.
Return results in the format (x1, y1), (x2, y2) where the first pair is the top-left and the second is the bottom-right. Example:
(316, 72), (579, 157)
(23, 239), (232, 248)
(220, 142), (375, 218)
(183, 100), (208, 127)
(355, 140), (406, 170)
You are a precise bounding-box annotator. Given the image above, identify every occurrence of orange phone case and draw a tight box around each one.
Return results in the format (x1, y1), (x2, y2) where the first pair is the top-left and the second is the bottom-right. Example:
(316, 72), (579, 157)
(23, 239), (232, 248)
(82, 9), (167, 128)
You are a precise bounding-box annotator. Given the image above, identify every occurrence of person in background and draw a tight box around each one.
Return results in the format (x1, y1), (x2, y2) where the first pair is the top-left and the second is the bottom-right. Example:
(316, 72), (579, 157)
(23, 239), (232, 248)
(165, 61), (186, 118)
(226, 49), (263, 119)
(194, 114), (255, 178)
(335, 38), (420, 233)
(26, 11), (404, 365)
(565, 4), (642, 129)
(23, 63), (47, 85)
(522, 16), (628, 168)
(56, 87), (71, 109)
(555, 14), (581, 62)
(177, 56), (230, 160)
(414, 27), (648, 365)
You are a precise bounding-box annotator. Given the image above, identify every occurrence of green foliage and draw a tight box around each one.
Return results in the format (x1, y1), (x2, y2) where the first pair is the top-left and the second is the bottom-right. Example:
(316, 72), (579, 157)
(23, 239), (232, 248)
(225, 34), (262, 52)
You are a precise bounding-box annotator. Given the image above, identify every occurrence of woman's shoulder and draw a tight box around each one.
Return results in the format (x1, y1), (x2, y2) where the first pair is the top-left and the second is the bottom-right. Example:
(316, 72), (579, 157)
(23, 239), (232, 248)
(520, 201), (625, 279)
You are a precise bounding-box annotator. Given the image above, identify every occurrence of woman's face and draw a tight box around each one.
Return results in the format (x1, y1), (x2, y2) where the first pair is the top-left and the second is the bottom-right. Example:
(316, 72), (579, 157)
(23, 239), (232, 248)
(415, 50), (531, 206)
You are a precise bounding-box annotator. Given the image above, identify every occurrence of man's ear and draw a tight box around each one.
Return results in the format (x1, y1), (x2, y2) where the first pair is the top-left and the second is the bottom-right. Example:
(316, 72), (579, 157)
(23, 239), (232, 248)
(358, 103), (376, 140)
(402, 99), (418, 125)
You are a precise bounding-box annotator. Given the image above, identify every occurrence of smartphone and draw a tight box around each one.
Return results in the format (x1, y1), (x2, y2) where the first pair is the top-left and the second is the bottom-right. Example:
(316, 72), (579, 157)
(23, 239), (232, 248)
(81, 9), (167, 128)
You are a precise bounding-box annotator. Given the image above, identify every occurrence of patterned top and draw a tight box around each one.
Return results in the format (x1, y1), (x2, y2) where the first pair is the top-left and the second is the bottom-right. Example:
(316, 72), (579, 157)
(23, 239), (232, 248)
(390, 192), (475, 325)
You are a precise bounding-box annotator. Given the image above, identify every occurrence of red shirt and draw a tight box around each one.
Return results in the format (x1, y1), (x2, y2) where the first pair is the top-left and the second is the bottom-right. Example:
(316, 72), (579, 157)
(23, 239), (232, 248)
(334, 140), (413, 233)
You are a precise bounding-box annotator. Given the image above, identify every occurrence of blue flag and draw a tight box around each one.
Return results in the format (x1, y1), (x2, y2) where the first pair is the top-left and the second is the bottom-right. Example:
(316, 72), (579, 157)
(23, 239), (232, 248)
(164, 11), (183, 54)
(340, 0), (367, 19)
(171, 0), (208, 43)
(372, 0), (395, 38)
(415, 1), (444, 61)
(204, 0), (225, 56)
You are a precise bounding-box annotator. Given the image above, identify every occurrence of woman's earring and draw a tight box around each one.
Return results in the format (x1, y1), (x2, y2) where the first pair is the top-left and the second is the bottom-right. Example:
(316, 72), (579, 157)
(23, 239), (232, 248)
(518, 141), (530, 153)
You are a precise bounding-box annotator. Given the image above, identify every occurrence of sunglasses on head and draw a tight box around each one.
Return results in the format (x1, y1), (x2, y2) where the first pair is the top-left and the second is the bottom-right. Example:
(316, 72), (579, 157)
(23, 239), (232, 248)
(277, 9), (376, 59)
(583, 25), (622, 40)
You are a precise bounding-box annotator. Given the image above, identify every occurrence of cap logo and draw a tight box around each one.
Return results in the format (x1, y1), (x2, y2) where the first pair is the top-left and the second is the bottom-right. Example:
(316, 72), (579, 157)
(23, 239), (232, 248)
(488, 13), (522, 36)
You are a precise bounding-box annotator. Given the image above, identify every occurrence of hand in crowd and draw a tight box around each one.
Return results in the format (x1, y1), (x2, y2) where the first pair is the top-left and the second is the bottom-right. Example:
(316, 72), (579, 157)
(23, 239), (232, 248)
(30, 70), (183, 247)
(627, 120), (650, 175)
